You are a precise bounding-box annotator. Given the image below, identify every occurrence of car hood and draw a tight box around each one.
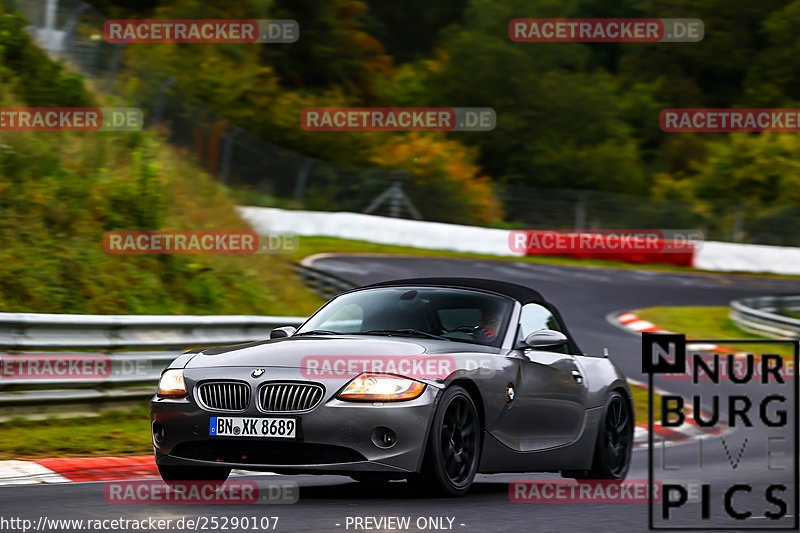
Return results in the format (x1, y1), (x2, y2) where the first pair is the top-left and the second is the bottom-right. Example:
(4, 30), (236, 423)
(184, 335), (459, 369)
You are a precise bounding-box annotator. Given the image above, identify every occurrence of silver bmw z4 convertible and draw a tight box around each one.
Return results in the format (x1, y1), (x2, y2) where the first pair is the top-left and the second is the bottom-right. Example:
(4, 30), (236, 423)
(151, 277), (633, 496)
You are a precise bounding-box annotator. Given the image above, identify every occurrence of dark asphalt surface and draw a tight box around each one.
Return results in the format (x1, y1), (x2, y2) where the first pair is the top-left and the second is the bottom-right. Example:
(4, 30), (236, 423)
(2, 256), (798, 532)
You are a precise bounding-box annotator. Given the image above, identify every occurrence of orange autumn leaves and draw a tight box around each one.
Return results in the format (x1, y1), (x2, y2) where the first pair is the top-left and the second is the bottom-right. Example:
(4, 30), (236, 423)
(370, 133), (500, 225)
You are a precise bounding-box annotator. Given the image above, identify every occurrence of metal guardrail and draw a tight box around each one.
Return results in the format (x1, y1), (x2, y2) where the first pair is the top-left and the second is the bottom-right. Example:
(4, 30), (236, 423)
(0, 313), (306, 408)
(294, 262), (356, 299)
(729, 296), (800, 339)
(0, 266), (356, 411)
(0, 313), (305, 351)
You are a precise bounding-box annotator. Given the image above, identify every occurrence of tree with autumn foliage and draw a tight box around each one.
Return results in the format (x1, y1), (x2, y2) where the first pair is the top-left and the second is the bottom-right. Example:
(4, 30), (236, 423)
(369, 133), (500, 225)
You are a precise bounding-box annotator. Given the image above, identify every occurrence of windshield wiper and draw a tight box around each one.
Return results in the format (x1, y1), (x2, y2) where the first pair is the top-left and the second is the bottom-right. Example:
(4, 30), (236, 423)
(294, 329), (342, 336)
(361, 329), (448, 341)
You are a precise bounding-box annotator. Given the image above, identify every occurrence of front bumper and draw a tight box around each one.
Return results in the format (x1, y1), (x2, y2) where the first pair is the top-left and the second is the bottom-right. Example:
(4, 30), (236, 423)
(151, 366), (440, 475)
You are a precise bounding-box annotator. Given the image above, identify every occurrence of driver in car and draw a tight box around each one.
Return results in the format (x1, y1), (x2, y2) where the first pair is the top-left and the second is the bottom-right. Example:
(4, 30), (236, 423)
(474, 305), (504, 343)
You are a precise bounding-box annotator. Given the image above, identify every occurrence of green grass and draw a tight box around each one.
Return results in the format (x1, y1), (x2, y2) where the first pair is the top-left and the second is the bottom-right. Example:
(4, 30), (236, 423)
(635, 306), (795, 359)
(288, 236), (696, 270)
(0, 126), (324, 317)
(630, 384), (659, 425)
(0, 406), (152, 459)
(287, 236), (800, 280)
(0, 10), (323, 318)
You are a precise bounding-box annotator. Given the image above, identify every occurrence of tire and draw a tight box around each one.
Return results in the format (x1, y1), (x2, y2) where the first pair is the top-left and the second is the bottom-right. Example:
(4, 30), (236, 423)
(158, 465), (231, 487)
(568, 390), (633, 481)
(408, 385), (482, 497)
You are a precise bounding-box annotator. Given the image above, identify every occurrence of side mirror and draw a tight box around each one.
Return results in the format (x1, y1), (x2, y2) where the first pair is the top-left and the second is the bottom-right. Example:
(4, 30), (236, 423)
(524, 329), (568, 349)
(270, 326), (297, 339)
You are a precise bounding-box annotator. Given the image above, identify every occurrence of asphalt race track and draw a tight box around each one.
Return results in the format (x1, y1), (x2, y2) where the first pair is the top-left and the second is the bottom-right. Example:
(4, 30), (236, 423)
(2, 256), (799, 532)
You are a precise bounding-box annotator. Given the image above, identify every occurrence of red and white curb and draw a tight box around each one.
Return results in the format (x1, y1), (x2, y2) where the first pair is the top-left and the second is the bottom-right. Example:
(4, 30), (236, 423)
(630, 378), (729, 449)
(615, 312), (741, 355)
(0, 424), (727, 488)
(616, 311), (738, 449)
(0, 460), (71, 485)
(0, 456), (275, 487)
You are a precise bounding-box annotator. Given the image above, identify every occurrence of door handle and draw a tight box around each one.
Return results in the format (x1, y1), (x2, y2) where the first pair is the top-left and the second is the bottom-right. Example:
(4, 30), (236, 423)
(571, 370), (584, 384)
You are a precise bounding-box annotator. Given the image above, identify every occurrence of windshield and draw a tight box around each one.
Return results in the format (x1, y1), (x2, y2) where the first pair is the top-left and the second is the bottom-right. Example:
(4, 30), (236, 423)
(296, 287), (513, 347)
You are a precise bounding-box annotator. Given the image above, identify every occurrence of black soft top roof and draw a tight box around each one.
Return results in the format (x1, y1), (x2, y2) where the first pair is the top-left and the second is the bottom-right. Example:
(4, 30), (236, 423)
(362, 277), (547, 304)
(359, 277), (584, 355)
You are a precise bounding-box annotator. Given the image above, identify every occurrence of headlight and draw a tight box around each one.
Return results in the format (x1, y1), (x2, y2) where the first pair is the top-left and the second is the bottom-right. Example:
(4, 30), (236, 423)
(337, 373), (426, 402)
(157, 369), (187, 398)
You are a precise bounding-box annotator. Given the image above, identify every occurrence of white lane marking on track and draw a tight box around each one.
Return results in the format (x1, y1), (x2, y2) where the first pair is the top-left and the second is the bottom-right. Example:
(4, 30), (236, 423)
(0, 460), (70, 485)
(554, 269), (612, 282)
(483, 265), (552, 279)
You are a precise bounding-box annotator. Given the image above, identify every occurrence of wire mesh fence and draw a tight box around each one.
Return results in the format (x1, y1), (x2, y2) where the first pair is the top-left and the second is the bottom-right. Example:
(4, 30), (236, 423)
(16, 0), (800, 246)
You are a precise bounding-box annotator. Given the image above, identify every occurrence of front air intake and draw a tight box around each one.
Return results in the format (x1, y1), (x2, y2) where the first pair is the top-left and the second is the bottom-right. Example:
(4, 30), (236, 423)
(196, 381), (251, 412)
(258, 382), (324, 412)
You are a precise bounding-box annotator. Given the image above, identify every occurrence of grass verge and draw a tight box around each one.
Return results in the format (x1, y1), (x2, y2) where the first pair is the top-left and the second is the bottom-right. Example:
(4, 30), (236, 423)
(0, 406), (152, 459)
(634, 306), (795, 359)
(0, 9), (323, 317)
(287, 236), (800, 280)
(630, 383), (660, 425)
(288, 237), (697, 271)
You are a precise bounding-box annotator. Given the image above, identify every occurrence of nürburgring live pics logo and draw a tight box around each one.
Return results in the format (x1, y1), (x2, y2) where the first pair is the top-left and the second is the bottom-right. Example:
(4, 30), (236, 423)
(643, 333), (798, 530)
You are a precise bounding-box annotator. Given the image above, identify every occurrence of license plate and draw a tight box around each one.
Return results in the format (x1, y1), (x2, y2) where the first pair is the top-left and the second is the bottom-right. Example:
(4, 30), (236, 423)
(209, 417), (296, 439)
